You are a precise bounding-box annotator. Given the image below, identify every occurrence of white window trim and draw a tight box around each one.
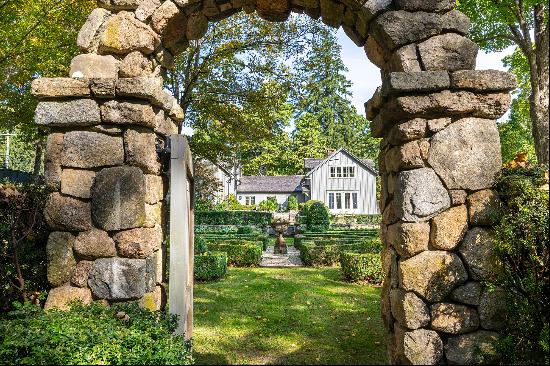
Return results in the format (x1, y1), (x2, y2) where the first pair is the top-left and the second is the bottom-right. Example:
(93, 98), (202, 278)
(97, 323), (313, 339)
(326, 191), (360, 212)
(330, 165), (356, 179)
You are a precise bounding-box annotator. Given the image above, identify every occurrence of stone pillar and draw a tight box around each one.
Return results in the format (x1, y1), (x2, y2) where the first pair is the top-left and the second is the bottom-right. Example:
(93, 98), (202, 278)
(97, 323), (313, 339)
(33, 60), (181, 311)
(362, 1), (516, 364)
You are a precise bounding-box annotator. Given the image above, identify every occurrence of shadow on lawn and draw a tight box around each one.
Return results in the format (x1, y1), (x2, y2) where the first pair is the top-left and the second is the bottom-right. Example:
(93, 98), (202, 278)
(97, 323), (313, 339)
(192, 268), (386, 365)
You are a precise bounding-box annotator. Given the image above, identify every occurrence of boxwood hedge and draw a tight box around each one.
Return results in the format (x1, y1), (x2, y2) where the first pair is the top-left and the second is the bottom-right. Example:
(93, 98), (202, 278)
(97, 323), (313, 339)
(299, 240), (382, 267)
(194, 251), (228, 282)
(339, 252), (384, 284)
(206, 242), (262, 267)
(195, 211), (272, 226)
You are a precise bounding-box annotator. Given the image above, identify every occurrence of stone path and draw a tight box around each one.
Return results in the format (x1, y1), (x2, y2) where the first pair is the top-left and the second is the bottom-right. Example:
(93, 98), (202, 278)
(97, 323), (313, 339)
(260, 246), (303, 267)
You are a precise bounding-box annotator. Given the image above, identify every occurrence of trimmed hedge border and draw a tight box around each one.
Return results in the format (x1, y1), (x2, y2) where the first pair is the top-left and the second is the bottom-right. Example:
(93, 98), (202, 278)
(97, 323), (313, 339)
(202, 234), (269, 251)
(194, 251), (228, 282)
(299, 239), (382, 267)
(340, 252), (384, 284)
(195, 211), (273, 226)
(206, 242), (262, 267)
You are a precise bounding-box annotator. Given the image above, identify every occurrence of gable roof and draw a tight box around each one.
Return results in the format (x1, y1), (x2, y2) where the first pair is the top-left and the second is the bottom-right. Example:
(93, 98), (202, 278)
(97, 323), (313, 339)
(237, 175), (304, 193)
(304, 148), (378, 177)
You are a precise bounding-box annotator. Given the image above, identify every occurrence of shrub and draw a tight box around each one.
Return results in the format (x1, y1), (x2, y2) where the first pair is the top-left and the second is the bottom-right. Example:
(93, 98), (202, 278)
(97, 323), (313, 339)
(299, 240), (381, 267)
(0, 301), (192, 365)
(195, 225), (239, 234)
(194, 251), (228, 282)
(201, 234), (270, 250)
(236, 226), (255, 234)
(287, 196), (298, 211)
(206, 242), (262, 267)
(492, 167), (549, 365)
(340, 252), (384, 284)
(259, 197), (278, 212)
(304, 201), (330, 232)
(0, 183), (49, 312)
(194, 235), (209, 255)
(195, 211), (272, 226)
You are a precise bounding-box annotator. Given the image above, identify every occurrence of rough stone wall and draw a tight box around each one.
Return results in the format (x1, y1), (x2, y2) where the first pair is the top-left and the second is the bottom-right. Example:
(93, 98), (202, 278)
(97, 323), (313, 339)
(33, 0), (515, 364)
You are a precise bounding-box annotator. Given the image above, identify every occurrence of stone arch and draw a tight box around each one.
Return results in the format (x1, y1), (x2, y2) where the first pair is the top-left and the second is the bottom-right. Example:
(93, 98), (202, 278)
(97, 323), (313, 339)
(33, 1), (517, 364)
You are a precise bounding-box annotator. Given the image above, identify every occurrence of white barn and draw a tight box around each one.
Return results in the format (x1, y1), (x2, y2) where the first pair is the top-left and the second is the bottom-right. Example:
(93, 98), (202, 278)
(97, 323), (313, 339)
(303, 149), (379, 215)
(233, 149), (379, 215)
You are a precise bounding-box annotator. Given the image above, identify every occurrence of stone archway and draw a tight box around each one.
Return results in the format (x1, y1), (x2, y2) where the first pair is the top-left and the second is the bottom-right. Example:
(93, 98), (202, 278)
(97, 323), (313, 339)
(32, 0), (516, 364)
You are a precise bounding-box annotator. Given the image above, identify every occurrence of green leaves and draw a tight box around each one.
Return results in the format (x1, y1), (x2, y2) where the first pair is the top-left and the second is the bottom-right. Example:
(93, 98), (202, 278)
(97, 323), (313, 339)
(0, 302), (192, 365)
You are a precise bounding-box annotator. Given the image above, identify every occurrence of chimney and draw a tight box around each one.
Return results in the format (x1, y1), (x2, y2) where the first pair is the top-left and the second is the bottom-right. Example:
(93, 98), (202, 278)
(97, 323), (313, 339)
(326, 149), (336, 157)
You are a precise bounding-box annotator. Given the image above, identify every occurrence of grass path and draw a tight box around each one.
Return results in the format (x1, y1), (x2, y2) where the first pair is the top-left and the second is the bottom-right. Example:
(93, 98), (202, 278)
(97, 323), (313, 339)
(192, 267), (386, 365)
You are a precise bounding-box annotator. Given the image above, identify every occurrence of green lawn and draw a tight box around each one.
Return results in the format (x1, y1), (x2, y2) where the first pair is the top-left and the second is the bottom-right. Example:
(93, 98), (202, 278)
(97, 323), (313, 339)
(192, 267), (386, 365)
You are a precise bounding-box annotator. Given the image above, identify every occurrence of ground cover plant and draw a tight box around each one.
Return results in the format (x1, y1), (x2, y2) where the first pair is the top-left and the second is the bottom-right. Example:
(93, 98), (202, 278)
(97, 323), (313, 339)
(0, 301), (192, 365)
(193, 267), (386, 365)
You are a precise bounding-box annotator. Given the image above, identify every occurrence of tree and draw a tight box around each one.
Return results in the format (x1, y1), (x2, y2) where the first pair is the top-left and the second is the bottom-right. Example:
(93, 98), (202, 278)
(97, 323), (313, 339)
(193, 159), (223, 206)
(293, 25), (379, 162)
(0, 0), (94, 172)
(498, 49), (536, 163)
(459, 0), (549, 165)
(167, 13), (325, 166)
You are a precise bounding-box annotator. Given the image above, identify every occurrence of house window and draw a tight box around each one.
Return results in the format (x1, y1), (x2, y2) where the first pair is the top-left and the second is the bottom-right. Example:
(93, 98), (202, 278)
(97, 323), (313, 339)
(330, 166), (355, 178)
(245, 196), (255, 205)
(345, 193), (351, 209)
(336, 193), (342, 209)
(328, 193), (335, 209)
(327, 191), (359, 210)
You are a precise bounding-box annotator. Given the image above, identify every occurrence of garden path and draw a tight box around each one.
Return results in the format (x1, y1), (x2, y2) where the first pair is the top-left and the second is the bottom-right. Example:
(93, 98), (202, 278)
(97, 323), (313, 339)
(260, 246), (303, 267)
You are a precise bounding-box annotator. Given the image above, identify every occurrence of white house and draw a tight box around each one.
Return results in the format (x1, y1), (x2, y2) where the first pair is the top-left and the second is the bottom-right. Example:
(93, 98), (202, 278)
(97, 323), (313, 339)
(229, 149), (379, 214)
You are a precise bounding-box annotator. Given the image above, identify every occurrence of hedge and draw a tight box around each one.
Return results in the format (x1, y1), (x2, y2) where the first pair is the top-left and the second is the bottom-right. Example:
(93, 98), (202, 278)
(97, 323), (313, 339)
(206, 242), (262, 267)
(194, 251), (228, 282)
(294, 231), (379, 249)
(299, 240), (381, 267)
(195, 211), (273, 226)
(330, 214), (382, 227)
(202, 234), (269, 251)
(0, 302), (192, 365)
(340, 252), (384, 284)
(195, 225), (240, 234)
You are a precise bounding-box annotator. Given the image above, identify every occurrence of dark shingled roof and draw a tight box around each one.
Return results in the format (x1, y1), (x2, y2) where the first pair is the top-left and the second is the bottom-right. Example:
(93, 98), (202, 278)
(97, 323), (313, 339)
(304, 158), (323, 169)
(237, 175), (304, 193)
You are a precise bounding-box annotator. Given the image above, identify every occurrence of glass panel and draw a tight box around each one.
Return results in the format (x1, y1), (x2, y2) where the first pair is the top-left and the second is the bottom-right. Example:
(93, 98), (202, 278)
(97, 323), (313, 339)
(337, 167), (342, 178)
(330, 167), (335, 178)
(350, 167), (355, 178)
(251, 197), (255, 205)
(352, 193), (358, 209)
(336, 193), (342, 209)
(328, 193), (335, 209)
(345, 193), (351, 209)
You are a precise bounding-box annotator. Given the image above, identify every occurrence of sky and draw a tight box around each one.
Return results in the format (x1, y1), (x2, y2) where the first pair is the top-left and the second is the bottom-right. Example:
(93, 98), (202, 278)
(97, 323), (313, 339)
(335, 29), (516, 114)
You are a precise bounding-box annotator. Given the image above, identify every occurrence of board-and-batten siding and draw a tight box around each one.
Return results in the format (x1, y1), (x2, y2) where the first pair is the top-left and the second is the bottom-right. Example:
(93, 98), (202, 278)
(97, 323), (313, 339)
(309, 151), (379, 215)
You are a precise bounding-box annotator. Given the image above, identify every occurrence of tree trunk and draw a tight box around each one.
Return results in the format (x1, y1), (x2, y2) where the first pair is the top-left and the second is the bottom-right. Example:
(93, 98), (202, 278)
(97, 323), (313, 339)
(32, 139), (44, 181)
(530, 79), (549, 166)
(530, 4), (549, 166)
